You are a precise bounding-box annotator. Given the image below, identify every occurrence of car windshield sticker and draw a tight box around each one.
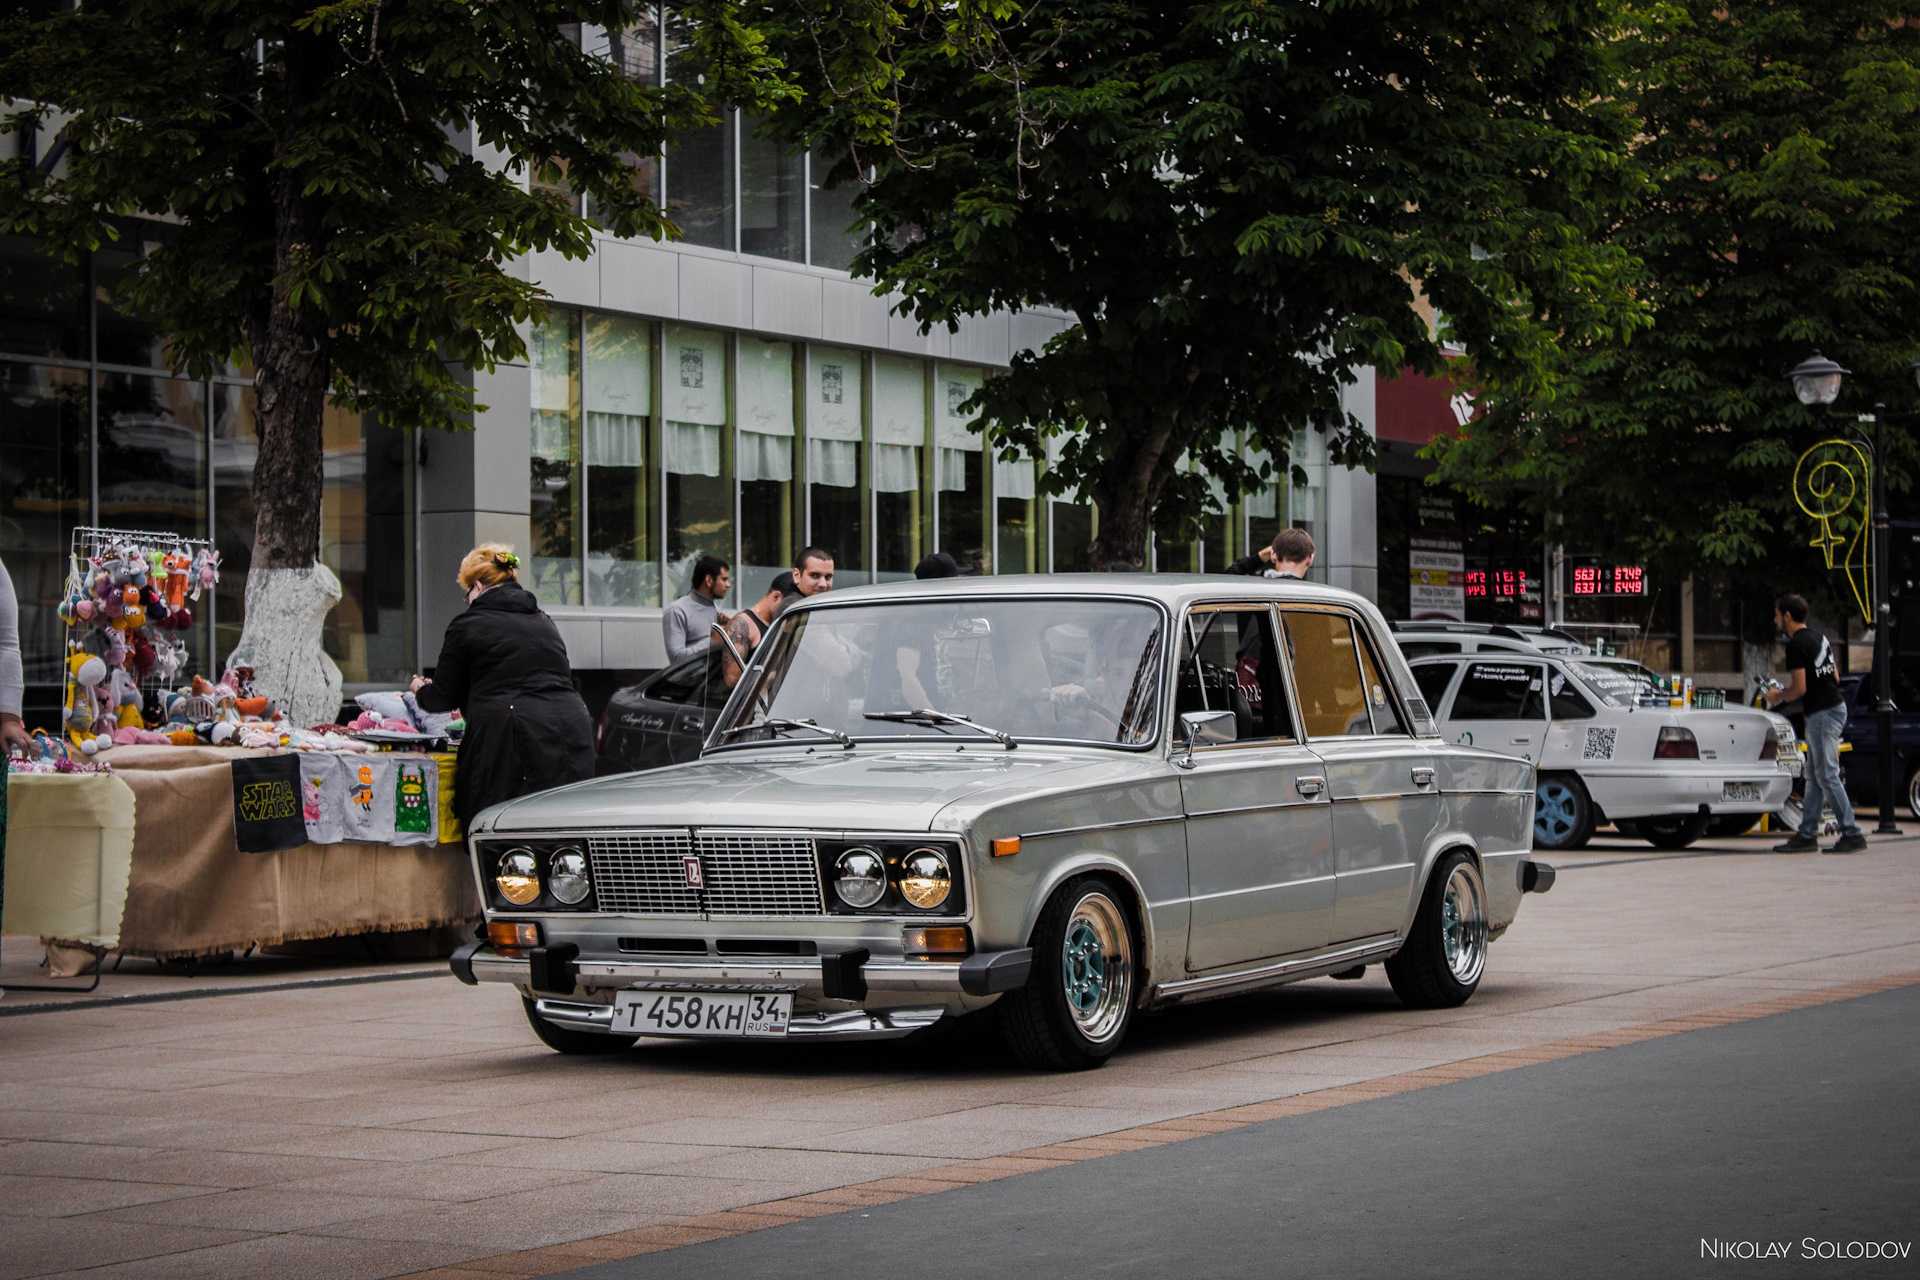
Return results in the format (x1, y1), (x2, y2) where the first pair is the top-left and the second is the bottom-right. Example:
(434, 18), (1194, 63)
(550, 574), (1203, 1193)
(1550, 673), (1566, 696)
(1584, 726), (1618, 760)
(1572, 662), (1643, 708)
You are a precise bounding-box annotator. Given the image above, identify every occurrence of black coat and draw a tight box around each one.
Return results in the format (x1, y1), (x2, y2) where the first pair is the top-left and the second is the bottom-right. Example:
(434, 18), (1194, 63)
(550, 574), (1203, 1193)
(415, 583), (595, 827)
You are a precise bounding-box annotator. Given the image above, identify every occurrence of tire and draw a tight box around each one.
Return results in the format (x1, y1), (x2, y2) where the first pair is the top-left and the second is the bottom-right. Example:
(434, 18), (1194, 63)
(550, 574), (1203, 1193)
(1612, 820), (1641, 838)
(1706, 814), (1759, 838)
(522, 997), (639, 1055)
(1638, 810), (1709, 850)
(1386, 851), (1488, 1010)
(1533, 773), (1596, 851)
(1907, 764), (1920, 824)
(999, 876), (1136, 1071)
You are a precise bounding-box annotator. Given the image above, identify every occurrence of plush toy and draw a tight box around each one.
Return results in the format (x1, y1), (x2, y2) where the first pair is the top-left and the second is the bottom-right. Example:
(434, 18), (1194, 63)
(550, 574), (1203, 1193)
(189, 547), (221, 600)
(64, 651), (107, 744)
(109, 667), (145, 729)
(235, 696), (269, 719)
(163, 551), (192, 609)
(77, 732), (113, 756)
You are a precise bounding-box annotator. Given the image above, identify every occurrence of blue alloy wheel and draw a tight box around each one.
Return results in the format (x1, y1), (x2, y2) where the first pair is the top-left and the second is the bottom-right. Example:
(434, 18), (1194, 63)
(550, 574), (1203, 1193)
(1532, 773), (1594, 851)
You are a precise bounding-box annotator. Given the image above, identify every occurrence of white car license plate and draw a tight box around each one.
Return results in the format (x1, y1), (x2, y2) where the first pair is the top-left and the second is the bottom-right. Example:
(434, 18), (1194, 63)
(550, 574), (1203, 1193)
(1722, 781), (1764, 803)
(612, 990), (791, 1038)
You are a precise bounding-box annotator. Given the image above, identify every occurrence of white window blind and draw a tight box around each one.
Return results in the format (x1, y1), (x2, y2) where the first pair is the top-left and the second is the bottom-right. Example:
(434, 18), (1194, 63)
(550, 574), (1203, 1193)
(662, 325), (726, 476)
(807, 345), (863, 489)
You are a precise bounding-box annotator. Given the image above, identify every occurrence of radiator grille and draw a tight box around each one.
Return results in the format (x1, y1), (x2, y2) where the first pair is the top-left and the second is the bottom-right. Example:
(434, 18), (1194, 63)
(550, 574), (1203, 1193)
(586, 831), (824, 917)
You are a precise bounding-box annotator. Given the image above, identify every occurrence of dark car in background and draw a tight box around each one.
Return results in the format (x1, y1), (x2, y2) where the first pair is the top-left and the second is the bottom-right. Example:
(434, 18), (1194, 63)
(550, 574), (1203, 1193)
(594, 651), (727, 775)
(1840, 672), (1920, 819)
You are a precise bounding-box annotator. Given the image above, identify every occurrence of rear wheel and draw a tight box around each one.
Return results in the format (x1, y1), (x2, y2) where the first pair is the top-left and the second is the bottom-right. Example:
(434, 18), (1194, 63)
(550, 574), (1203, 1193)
(999, 877), (1136, 1071)
(1386, 852), (1487, 1010)
(1906, 764), (1920, 823)
(522, 997), (639, 1055)
(1638, 811), (1709, 850)
(1533, 773), (1595, 851)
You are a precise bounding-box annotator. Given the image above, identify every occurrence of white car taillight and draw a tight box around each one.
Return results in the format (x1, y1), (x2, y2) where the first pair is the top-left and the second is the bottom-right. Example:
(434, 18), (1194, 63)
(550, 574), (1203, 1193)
(1654, 726), (1699, 760)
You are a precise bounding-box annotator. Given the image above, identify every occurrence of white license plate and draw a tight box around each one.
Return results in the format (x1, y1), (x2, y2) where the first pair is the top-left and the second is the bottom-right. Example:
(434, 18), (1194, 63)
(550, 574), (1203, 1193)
(1722, 781), (1765, 803)
(612, 989), (792, 1038)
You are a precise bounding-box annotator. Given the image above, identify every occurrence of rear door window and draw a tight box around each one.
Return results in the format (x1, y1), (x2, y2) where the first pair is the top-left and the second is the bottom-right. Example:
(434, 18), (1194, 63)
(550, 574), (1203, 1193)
(1453, 662), (1547, 720)
(1282, 610), (1374, 738)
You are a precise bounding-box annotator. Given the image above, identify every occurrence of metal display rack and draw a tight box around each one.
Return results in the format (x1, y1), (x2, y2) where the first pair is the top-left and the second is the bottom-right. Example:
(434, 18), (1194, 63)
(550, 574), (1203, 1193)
(62, 524), (217, 720)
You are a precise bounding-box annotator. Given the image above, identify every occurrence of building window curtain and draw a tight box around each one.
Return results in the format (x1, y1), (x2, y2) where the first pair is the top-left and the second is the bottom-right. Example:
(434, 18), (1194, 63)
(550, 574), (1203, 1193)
(585, 313), (657, 607)
(872, 354), (925, 578)
(528, 309), (582, 606)
(662, 323), (732, 598)
(807, 345), (867, 584)
(737, 336), (796, 601)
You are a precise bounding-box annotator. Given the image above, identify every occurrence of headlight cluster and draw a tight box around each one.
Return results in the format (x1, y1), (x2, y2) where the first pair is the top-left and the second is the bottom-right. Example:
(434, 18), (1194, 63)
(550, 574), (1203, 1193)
(818, 841), (964, 915)
(481, 841), (595, 910)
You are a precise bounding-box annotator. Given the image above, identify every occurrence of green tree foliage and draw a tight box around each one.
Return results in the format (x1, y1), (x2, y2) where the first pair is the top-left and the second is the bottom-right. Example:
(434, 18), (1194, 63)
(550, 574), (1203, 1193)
(1433, 1), (1920, 620)
(768, 1), (1644, 567)
(0, 0), (796, 570)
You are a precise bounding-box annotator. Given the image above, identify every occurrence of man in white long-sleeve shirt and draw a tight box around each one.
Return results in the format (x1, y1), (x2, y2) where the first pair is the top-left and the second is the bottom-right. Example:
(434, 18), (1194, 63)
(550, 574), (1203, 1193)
(0, 556), (28, 757)
(661, 555), (732, 664)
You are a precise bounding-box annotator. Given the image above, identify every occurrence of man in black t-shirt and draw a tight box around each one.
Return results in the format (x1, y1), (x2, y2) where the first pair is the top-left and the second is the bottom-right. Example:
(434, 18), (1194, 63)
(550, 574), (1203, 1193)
(1766, 594), (1865, 853)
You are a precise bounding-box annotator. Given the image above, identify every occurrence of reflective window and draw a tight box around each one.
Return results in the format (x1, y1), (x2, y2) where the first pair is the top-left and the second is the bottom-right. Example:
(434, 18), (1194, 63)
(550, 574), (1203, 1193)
(1452, 662), (1547, 720)
(0, 362), (91, 685)
(738, 335), (796, 599)
(1282, 610), (1374, 738)
(872, 354), (925, 580)
(98, 373), (206, 542)
(1548, 668), (1598, 719)
(662, 324), (731, 601)
(528, 309), (582, 606)
(584, 313), (657, 607)
(809, 142), (863, 271)
(95, 242), (173, 370)
(807, 345), (866, 586)
(717, 599), (1165, 748)
(1177, 607), (1295, 742)
(934, 363), (985, 572)
(0, 235), (87, 360)
(1412, 661), (1460, 709)
(995, 446), (1038, 574)
(1351, 624), (1409, 735)
(740, 114), (803, 262)
(664, 18), (733, 251)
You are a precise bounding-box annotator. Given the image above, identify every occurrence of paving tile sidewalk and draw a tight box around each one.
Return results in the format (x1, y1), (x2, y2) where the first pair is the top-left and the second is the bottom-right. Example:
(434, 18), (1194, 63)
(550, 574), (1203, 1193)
(2, 829), (1917, 1279)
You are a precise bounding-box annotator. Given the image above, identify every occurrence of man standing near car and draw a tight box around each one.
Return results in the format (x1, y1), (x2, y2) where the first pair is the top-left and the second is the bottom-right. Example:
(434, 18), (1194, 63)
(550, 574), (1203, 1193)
(1767, 594), (1866, 854)
(1224, 527), (1315, 579)
(662, 555), (731, 663)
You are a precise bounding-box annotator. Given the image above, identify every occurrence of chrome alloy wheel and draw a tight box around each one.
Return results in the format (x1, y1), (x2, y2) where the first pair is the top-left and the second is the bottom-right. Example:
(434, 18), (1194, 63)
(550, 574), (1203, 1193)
(1535, 778), (1579, 844)
(1439, 861), (1488, 986)
(1059, 891), (1132, 1044)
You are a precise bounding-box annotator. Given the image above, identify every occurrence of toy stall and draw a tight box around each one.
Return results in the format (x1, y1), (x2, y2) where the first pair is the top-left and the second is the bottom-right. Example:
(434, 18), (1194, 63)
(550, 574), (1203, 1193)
(3, 527), (480, 971)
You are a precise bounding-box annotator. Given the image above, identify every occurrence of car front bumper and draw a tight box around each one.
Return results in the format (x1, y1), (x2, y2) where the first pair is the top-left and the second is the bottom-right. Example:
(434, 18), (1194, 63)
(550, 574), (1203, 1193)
(453, 944), (1034, 1000)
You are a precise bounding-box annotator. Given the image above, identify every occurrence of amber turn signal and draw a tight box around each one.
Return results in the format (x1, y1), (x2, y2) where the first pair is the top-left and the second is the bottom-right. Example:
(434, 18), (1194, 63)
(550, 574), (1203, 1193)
(990, 837), (1021, 857)
(902, 925), (971, 956)
(488, 921), (542, 954)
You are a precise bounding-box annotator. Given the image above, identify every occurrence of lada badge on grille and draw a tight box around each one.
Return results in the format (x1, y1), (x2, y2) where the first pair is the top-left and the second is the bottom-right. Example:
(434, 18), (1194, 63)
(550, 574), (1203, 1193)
(683, 856), (705, 889)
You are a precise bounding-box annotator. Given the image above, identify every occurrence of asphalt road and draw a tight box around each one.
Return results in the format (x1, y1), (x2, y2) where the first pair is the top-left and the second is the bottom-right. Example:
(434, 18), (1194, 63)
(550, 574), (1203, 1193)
(553, 984), (1920, 1280)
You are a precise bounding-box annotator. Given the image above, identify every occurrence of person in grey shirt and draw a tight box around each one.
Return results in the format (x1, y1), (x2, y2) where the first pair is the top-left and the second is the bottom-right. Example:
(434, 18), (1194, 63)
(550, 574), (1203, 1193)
(0, 556), (27, 757)
(661, 555), (731, 664)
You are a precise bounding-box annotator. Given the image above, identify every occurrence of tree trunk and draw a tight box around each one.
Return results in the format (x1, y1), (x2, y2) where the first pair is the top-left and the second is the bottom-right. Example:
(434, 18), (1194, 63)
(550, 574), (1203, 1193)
(1088, 412), (1180, 571)
(227, 32), (343, 724)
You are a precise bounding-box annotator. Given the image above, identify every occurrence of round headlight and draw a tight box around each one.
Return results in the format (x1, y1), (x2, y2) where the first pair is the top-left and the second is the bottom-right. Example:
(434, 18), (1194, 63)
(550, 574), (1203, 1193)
(834, 848), (887, 909)
(494, 848), (540, 906)
(899, 848), (952, 910)
(549, 848), (591, 905)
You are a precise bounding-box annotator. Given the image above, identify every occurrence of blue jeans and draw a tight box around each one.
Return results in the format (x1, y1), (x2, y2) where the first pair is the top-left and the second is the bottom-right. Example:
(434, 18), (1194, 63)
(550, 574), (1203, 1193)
(1797, 703), (1862, 840)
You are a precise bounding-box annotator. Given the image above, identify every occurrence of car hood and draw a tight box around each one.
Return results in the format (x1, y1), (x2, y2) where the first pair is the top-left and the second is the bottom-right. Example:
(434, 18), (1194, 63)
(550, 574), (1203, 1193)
(479, 747), (1157, 834)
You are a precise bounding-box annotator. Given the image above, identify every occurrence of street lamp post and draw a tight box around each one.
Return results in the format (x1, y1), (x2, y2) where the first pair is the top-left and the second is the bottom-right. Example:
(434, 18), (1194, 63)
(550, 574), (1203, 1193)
(1786, 351), (1920, 835)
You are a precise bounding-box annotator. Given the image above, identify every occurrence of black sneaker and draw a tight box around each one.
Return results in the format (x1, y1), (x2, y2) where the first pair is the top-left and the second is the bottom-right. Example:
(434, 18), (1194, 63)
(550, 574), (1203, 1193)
(1824, 833), (1869, 854)
(1772, 835), (1820, 853)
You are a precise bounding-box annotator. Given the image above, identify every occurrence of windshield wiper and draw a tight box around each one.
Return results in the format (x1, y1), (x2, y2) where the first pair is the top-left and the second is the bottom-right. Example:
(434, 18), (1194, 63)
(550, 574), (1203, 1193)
(864, 708), (1017, 749)
(718, 718), (854, 749)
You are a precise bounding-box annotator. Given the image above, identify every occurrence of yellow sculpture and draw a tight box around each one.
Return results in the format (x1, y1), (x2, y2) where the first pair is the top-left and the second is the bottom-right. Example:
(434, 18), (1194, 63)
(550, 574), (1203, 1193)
(1793, 438), (1872, 624)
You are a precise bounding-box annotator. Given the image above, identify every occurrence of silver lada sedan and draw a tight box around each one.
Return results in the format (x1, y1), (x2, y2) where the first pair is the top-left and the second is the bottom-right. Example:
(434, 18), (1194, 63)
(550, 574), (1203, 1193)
(451, 576), (1553, 1070)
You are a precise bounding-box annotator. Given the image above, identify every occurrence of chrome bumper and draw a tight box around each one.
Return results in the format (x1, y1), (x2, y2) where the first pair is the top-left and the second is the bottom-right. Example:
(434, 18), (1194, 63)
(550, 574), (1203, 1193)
(530, 997), (945, 1041)
(458, 946), (1032, 997)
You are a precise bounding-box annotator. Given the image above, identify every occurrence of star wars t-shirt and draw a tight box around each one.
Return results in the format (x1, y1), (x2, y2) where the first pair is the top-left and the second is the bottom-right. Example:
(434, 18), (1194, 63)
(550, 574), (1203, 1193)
(1784, 627), (1843, 714)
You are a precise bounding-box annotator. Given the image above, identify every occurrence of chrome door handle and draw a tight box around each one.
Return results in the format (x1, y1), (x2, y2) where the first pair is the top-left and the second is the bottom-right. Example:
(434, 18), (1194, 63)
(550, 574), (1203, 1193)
(1295, 775), (1325, 797)
(1509, 737), (1531, 745)
(1411, 767), (1435, 786)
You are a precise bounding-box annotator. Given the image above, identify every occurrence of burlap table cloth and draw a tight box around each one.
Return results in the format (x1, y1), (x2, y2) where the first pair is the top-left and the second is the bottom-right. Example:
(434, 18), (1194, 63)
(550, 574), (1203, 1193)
(77, 745), (479, 959)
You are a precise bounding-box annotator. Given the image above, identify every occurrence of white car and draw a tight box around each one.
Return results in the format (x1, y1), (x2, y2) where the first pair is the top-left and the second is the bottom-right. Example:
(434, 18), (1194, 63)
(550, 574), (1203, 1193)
(1391, 622), (1590, 658)
(1408, 653), (1800, 850)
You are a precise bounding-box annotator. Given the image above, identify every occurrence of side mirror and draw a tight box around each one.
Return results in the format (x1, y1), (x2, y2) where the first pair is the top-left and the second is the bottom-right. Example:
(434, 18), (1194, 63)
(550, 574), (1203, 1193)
(1177, 709), (1236, 767)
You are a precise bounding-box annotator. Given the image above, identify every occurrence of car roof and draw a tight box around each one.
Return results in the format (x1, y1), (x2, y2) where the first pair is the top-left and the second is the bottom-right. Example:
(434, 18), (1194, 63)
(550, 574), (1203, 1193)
(783, 573), (1373, 615)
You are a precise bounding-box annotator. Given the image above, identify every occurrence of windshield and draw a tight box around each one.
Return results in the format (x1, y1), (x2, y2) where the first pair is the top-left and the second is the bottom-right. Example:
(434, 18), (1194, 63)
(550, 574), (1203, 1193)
(711, 598), (1166, 749)
(1571, 659), (1663, 708)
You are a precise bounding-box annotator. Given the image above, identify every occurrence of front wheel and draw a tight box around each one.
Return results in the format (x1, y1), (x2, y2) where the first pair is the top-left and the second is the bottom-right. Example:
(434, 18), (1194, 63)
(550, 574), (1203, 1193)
(1385, 851), (1487, 1010)
(1906, 764), (1920, 823)
(1639, 811), (1709, 849)
(999, 877), (1136, 1071)
(1533, 773), (1595, 850)
(522, 997), (639, 1055)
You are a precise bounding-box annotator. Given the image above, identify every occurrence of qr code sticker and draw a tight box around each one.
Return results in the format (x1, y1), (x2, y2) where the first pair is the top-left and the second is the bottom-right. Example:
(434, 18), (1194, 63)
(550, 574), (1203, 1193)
(1584, 727), (1617, 760)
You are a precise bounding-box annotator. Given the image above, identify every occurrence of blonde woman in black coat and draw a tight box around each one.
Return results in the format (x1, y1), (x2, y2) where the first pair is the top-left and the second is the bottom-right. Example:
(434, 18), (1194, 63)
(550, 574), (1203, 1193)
(411, 544), (594, 828)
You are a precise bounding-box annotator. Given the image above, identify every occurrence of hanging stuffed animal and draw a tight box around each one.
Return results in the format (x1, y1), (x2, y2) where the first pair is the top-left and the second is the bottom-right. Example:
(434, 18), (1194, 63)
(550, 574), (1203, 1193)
(163, 550), (192, 609)
(64, 650), (107, 746)
(189, 547), (221, 600)
(109, 666), (145, 729)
